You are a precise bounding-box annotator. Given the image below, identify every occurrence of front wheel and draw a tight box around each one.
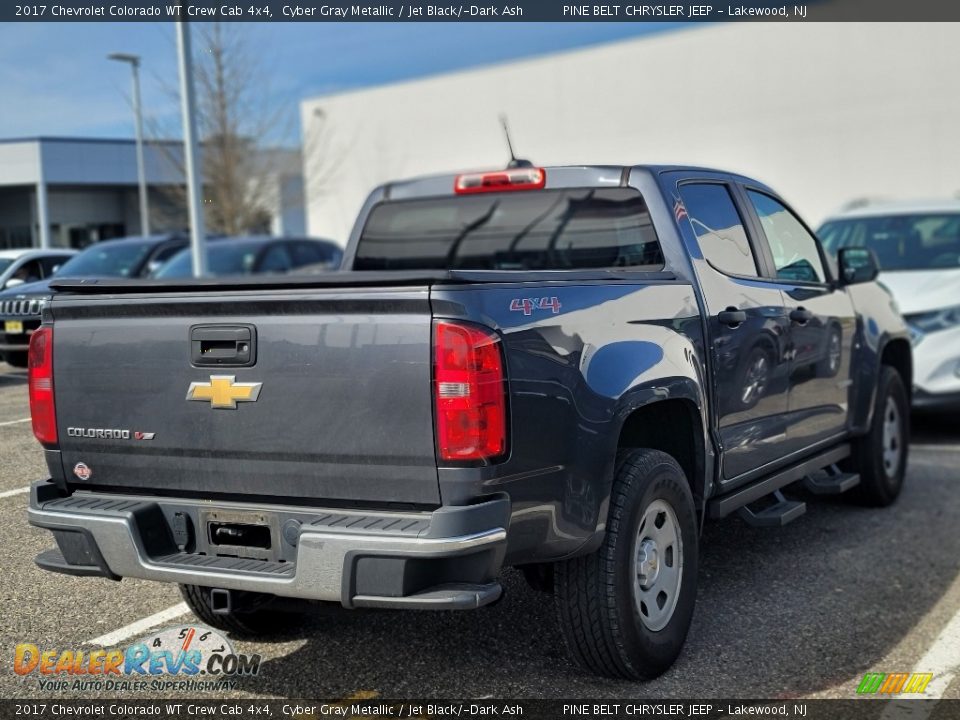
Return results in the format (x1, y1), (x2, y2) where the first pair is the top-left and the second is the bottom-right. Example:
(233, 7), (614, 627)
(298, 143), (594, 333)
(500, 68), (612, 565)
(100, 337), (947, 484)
(554, 449), (698, 679)
(845, 366), (909, 506)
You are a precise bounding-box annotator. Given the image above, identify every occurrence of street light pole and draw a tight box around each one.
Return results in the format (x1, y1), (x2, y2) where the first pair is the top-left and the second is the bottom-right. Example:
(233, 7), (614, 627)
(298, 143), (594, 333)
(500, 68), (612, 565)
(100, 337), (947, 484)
(175, 21), (207, 277)
(107, 53), (150, 237)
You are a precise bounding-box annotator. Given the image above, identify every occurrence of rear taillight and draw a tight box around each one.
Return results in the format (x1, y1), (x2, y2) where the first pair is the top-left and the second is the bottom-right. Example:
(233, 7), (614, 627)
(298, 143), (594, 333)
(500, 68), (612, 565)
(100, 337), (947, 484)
(454, 167), (545, 194)
(28, 326), (57, 445)
(433, 320), (506, 462)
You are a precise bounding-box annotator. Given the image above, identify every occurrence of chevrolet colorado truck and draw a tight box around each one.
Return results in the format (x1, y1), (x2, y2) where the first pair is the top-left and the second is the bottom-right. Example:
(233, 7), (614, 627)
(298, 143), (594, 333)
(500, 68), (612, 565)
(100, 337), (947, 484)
(26, 165), (911, 680)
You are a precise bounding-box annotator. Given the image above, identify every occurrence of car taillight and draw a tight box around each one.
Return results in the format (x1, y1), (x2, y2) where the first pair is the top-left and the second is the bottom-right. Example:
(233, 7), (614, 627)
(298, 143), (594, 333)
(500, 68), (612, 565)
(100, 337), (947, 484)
(28, 326), (57, 445)
(433, 320), (506, 462)
(454, 167), (545, 194)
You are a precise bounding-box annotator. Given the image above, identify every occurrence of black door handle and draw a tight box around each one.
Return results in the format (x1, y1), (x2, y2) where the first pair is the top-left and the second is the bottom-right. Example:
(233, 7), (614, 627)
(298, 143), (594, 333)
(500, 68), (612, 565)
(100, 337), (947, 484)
(717, 308), (747, 327)
(790, 307), (813, 325)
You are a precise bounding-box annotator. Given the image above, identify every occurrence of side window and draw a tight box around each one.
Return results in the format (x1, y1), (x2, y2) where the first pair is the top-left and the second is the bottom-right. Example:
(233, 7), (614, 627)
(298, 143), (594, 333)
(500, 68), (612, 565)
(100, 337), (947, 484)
(152, 243), (184, 265)
(678, 183), (758, 277)
(258, 244), (292, 273)
(13, 259), (43, 283)
(39, 256), (69, 277)
(289, 241), (340, 267)
(746, 190), (826, 284)
(145, 243), (185, 276)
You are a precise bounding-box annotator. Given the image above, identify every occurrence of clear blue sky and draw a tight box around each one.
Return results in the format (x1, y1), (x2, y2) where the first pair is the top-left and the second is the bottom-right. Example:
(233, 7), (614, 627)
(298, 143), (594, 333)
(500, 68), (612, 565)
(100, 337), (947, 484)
(0, 22), (680, 144)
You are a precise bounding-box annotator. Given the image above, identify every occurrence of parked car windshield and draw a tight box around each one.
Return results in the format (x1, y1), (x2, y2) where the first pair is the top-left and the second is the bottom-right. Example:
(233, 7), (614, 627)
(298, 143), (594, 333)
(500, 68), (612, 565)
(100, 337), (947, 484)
(819, 213), (960, 271)
(55, 241), (153, 277)
(354, 187), (664, 271)
(155, 241), (266, 278)
(0, 260), (14, 275)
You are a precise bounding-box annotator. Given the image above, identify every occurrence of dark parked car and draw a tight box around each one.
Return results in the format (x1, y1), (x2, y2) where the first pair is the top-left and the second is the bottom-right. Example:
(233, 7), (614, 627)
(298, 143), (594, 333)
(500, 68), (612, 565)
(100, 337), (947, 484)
(0, 234), (188, 366)
(26, 165), (910, 680)
(154, 236), (342, 279)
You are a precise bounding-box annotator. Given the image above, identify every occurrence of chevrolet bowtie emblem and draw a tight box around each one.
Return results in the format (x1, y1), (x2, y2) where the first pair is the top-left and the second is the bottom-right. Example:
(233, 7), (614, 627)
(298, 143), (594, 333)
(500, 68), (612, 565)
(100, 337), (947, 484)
(186, 375), (263, 409)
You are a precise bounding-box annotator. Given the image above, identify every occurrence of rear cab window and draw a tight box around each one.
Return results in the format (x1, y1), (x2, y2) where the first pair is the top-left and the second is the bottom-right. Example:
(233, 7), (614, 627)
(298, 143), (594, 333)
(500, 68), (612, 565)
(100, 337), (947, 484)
(353, 187), (665, 271)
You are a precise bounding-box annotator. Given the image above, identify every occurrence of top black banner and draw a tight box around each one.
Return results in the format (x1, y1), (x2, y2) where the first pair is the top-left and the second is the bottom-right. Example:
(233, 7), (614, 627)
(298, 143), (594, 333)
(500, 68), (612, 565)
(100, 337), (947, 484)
(4, 0), (960, 22)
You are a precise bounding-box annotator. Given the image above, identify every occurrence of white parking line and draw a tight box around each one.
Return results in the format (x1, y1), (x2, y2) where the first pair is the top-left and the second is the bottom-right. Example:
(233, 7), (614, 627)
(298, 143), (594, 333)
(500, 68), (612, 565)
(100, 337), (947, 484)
(0, 417), (30, 427)
(88, 602), (189, 647)
(881, 603), (960, 718)
(912, 444), (960, 452)
(0, 485), (29, 499)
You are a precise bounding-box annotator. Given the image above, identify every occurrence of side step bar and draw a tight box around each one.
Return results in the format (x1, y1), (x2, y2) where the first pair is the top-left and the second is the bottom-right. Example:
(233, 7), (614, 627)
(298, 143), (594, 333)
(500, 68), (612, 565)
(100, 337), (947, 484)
(804, 464), (861, 495)
(737, 490), (806, 527)
(709, 444), (850, 519)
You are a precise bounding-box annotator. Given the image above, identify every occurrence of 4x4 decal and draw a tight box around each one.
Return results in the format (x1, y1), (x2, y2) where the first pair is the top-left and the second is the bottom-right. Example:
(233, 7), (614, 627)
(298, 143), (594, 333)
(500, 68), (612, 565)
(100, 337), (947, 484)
(509, 297), (562, 316)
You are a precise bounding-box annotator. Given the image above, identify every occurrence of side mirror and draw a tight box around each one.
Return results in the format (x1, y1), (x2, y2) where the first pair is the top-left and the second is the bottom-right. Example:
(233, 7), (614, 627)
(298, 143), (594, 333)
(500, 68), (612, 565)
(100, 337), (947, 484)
(838, 247), (879, 285)
(4, 278), (24, 289)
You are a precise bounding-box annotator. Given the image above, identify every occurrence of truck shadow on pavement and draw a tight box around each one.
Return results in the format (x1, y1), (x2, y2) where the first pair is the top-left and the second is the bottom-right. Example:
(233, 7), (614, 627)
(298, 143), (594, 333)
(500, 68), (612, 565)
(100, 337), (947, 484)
(244, 450), (959, 698)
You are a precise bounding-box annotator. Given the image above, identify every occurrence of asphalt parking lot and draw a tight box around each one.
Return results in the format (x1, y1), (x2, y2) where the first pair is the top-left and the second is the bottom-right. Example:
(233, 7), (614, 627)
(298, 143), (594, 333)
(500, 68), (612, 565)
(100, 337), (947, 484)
(1, 362), (958, 702)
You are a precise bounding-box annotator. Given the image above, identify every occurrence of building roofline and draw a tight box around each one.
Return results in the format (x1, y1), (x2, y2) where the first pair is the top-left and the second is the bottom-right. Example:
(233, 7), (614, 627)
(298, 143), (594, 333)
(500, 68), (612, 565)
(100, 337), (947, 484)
(0, 136), (183, 147)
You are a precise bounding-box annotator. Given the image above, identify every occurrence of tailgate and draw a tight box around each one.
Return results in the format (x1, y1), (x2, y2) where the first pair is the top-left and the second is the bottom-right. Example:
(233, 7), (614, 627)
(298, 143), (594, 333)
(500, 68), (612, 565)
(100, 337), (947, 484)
(50, 287), (440, 505)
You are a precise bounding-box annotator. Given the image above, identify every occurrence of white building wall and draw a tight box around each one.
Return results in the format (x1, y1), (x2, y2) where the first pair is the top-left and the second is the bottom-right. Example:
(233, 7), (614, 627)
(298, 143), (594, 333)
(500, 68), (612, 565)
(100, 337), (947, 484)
(302, 22), (960, 245)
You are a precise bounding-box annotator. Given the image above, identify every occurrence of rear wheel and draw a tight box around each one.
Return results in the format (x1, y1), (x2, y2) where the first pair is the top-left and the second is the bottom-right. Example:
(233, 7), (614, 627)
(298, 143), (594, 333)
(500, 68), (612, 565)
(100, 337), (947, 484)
(554, 449), (698, 679)
(845, 366), (909, 506)
(4, 351), (28, 368)
(180, 584), (306, 636)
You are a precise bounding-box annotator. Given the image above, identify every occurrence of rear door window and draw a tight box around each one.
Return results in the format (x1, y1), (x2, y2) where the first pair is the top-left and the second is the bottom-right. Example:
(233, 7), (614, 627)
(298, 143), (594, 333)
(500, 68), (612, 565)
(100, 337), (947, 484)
(678, 183), (758, 277)
(354, 188), (664, 271)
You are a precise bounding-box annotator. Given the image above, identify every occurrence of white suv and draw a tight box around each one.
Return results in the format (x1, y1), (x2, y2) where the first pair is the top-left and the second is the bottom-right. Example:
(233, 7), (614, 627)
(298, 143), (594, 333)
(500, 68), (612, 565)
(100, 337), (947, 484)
(819, 200), (960, 412)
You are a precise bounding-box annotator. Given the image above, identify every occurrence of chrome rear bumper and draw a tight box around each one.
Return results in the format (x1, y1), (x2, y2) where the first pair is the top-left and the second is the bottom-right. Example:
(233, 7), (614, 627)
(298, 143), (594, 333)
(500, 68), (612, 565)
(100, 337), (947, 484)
(29, 480), (508, 610)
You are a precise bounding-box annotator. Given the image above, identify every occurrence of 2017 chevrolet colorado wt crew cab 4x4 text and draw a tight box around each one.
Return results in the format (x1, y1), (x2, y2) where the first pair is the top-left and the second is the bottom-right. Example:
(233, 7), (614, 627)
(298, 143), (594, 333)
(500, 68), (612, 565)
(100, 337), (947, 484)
(26, 165), (911, 679)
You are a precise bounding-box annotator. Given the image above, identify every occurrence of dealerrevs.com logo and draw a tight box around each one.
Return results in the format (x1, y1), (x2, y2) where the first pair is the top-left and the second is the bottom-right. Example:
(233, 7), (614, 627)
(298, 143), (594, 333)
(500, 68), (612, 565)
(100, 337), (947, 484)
(14, 625), (261, 692)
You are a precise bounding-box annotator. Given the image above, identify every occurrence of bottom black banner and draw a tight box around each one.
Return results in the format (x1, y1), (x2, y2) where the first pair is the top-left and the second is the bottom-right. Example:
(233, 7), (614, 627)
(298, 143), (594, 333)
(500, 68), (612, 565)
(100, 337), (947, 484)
(2, 700), (960, 720)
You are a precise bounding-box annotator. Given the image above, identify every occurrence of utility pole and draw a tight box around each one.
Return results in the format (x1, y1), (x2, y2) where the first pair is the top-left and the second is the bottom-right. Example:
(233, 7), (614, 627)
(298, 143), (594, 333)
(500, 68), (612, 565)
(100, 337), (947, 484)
(175, 21), (207, 277)
(108, 53), (151, 236)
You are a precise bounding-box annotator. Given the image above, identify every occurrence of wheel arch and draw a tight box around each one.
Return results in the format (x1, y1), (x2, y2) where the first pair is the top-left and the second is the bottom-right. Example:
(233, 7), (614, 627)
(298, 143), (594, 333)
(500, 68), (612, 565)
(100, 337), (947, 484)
(615, 391), (710, 517)
(881, 337), (912, 401)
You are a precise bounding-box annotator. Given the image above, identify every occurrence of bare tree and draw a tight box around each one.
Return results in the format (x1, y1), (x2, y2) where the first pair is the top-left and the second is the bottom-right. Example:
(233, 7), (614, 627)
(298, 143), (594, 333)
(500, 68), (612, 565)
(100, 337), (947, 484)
(148, 23), (342, 236)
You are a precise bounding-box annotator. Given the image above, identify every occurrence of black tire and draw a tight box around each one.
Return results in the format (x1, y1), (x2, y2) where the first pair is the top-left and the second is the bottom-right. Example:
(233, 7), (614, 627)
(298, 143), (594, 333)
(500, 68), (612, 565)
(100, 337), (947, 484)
(180, 584), (305, 636)
(4, 351), (28, 368)
(845, 366), (909, 507)
(554, 449), (698, 680)
(815, 326), (842, 378)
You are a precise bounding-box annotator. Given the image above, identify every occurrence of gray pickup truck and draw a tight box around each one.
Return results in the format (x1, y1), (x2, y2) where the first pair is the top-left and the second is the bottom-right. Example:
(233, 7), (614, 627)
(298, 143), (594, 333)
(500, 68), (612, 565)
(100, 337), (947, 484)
(27, 165), (911, 679)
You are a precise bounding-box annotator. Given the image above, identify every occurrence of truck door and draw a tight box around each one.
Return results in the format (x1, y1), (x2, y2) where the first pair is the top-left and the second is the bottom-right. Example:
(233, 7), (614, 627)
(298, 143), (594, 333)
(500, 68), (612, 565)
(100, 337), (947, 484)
(739, 188), (855, 452)
(674, 181), (793, 481)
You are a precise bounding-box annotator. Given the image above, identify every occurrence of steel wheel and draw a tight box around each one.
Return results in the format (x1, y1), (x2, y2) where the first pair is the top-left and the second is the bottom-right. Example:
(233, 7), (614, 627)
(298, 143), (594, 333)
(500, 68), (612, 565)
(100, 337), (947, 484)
(881, 396), (902, 476)
(632, 499), (683, 632)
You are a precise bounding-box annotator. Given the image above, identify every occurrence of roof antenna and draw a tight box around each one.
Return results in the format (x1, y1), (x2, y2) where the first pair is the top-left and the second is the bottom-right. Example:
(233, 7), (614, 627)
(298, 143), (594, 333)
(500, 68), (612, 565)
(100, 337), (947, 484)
(500, 115), (533, 169)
